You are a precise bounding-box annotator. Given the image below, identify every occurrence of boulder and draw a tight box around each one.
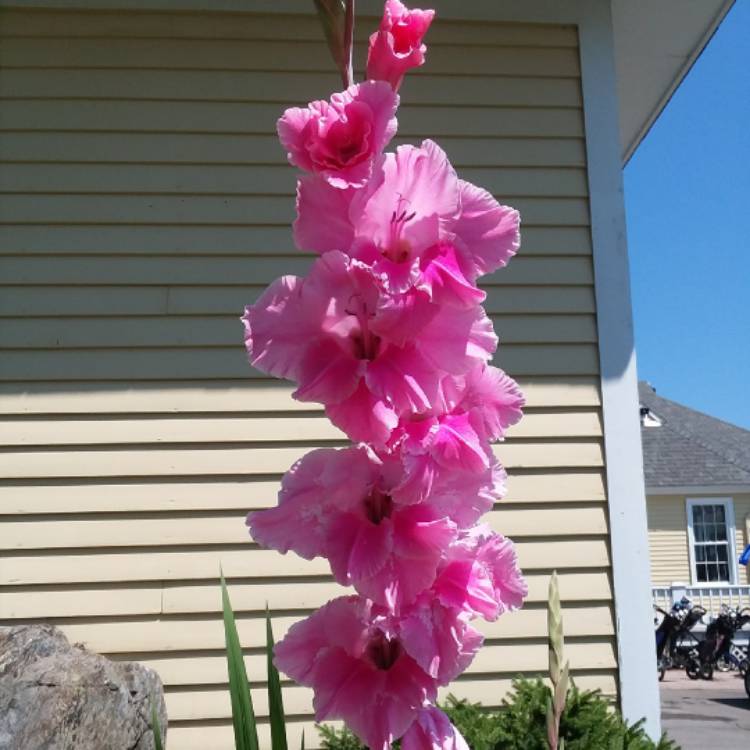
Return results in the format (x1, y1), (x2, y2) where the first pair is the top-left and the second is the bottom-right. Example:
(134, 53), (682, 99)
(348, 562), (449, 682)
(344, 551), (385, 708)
(0, 624), (167, 750)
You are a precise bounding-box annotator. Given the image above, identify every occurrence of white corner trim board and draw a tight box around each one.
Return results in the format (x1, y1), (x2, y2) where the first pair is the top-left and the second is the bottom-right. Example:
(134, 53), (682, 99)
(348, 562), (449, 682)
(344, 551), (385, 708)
(576, 0), (662, 741)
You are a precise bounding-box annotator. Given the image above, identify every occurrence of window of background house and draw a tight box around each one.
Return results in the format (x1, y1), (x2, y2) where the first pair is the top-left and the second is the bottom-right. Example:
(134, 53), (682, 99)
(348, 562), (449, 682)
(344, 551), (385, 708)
(686, 498), (737, 584)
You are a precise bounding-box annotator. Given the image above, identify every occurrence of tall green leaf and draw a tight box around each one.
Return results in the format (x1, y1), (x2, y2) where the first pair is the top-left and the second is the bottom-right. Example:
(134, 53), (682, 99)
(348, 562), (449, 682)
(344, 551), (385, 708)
(266, 607), (288, 750)
(221, 571), (260, 750)
(151, 704), (165, 750)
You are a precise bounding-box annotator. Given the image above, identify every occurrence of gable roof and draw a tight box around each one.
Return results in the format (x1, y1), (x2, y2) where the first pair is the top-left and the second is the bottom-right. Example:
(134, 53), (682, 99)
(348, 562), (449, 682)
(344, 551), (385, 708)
(638, 381), (750, 489)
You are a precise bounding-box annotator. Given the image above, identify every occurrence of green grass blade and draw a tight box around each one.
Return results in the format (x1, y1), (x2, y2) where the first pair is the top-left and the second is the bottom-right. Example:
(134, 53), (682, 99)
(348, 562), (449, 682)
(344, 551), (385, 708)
(221, 571), (259, 750)
(151, 703), (164, 750)
(301, 730), (305, 750)
(266, 607), (289, 750)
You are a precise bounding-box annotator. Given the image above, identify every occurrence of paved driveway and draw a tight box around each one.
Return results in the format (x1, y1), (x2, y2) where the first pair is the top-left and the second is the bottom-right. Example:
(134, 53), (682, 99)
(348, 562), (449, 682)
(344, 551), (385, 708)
(660, 670), (750, 748)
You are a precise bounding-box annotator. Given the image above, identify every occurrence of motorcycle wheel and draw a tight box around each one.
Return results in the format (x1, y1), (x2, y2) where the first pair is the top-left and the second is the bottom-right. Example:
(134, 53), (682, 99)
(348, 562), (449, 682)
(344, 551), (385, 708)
(658, 666), (666, 682)
(701, 663), (714, 680)
(686, 659), (701, 680)
(715, 656), (731, 672)
(740, 659), (749, 677)
(745, 668), (750, 699)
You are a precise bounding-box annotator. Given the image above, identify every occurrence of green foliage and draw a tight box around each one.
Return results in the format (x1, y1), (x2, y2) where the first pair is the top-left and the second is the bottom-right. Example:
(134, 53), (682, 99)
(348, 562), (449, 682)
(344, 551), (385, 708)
(151, 704), (165, 750)
(493, 678), (679, 750)
(317, 680), (679, 750)
(266, 608), (289, 750)
(221, 572), (260, 750)
(220, 575), (292, 750)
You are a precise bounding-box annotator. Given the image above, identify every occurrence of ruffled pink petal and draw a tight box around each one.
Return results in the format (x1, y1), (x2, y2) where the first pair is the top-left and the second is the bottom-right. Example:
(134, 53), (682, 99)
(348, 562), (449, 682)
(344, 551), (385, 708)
(366, 344), (441, 415)
(402, 707), (470, 750)
(242, 275), (311, 381)
(276, 106), (315, 173)
(325, 512), (394, 588)
(428, 457), (506, 528)
(419, 243), (486, 308)
(326, 379), (399, 445)
(417, 305), (497, 374)
(454, 180), (520, 280)
(459, 365), (525, 441)
(399, 597), (483, 685)
(292, 337), (363, 404)
(371, 287), (437, 346)
(434, 528), (528, 620)
(294, 175), (355, 253)
(430, 412), (489, 473)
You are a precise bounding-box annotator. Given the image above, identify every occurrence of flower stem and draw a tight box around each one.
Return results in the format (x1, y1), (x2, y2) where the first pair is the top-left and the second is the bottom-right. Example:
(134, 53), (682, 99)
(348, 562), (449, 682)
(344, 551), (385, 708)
(343, 0), (355, 87)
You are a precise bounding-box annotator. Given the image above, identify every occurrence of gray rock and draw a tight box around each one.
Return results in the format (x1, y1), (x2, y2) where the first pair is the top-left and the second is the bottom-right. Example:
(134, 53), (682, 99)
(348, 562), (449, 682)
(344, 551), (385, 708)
(0, 624), (167, 750)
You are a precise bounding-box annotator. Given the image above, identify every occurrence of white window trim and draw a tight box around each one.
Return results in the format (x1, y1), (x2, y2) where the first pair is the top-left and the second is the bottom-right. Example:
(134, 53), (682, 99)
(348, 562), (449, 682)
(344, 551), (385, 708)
(686, 498), (738, 586)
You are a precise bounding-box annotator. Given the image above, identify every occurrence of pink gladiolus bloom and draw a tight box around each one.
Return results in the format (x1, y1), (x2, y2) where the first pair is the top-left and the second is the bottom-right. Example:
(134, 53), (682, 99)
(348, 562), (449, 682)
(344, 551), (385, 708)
(274, 596), (437, 750)
(433, 525), (528, 621)
(248, 445), (457, 608)
(367, 0), (435, 91)
(295, 139), (520, 295)
(242, 251), (496, 444)
(402, 707), (470, 750)
(277, 81), (399, 188)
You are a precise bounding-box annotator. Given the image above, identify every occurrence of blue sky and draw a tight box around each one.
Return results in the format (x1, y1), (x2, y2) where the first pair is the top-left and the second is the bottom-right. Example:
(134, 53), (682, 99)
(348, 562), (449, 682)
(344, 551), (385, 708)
(625, 0), (750, 429)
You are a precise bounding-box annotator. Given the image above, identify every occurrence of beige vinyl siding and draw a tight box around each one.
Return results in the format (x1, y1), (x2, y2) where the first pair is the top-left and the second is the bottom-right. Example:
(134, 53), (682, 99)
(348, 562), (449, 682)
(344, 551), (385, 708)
(0, 8), (613, 749)
(647, 494), (750, 586)
(646, 496), (690, 586)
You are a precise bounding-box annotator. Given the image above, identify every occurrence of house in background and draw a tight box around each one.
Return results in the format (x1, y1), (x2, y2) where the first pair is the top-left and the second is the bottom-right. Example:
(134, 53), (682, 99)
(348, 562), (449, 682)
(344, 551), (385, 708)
(641, 382), (750, 613)
(0, 1), (736, 747)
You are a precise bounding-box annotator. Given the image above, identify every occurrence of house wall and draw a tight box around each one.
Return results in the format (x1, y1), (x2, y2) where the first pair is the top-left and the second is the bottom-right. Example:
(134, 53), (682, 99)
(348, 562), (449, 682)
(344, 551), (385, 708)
(647, 493), (750, 586)
(0, 7), (616, 748)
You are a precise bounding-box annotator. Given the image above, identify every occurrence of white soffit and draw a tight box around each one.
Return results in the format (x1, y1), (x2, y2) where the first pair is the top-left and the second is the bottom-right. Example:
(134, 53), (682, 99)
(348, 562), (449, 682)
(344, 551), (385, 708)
(612, 0), (735, 163)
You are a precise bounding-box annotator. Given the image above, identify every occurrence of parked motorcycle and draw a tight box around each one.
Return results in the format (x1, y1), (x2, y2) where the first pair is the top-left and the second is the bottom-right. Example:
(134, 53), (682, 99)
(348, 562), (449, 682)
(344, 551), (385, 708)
(692, 605), (750, 680)
(655, 598), (705, 680)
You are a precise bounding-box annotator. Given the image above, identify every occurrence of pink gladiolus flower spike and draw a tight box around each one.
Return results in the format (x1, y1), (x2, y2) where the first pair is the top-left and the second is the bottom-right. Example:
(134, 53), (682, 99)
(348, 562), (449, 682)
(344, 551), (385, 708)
(367, 0), (436, 91)
(277, 81), (399, 188)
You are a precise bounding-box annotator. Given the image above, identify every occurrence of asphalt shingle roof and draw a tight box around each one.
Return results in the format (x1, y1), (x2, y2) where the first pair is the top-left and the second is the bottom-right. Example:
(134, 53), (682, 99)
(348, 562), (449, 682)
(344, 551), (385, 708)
(638, 381), (750, 488)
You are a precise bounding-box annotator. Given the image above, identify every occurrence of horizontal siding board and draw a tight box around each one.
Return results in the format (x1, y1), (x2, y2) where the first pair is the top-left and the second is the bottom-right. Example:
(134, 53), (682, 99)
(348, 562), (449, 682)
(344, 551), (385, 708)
(2, 538), (610, 586)
(0, 12), (579, 48)
(0, 225), (593, 256)
(0, 440), (604, 479)
(13, 604), (613, 650)
(0, 100), (585, 139)
(0, 165), (590, 200)
(0, 344), (601, 381)
(0, 70), (582, 107)
(0, 314), (598, 348)
(0, 39), (581, 77)
(0, 285), (597, 317)
(1, 505), (609, 551)
(0, 255), (593, 286)
(1, 571), (611, 620)
(0, 377), (601, 415)
(0, 133), (588, 167)
(146, 641), (615, 696)
(0, 470), (607, 515)
(0, 194), (590, 226)
(0, 409), (602, 446)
